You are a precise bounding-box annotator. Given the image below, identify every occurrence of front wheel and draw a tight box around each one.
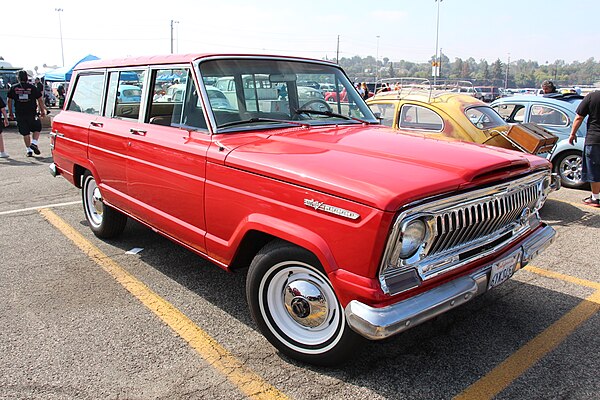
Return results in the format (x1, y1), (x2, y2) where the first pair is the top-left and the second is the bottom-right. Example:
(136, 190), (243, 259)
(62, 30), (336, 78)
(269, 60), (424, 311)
(246, 241), (361, 366)
(82, 171), (128, 238)
(553, 150), (586, 189)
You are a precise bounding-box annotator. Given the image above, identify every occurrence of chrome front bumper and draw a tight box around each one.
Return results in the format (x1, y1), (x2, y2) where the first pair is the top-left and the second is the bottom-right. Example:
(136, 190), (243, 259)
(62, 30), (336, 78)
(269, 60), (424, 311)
(345, 224), (556, 340)
(49, 163), (59, 177)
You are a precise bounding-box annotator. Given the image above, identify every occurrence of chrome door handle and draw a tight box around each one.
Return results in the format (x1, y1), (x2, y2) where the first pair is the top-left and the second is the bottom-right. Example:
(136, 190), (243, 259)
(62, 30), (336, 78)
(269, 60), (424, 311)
(90, 121), (104, 127)
(130, 128), (147, 136)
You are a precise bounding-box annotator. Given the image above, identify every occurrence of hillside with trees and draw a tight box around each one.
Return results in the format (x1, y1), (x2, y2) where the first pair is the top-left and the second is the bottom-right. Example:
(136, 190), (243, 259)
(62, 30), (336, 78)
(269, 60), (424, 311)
(333, 53), (600, 88)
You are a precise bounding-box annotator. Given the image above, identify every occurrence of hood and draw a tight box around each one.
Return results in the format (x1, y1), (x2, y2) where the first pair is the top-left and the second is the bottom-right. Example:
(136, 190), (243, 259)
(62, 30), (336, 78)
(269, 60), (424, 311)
(221, 125), (549, 211)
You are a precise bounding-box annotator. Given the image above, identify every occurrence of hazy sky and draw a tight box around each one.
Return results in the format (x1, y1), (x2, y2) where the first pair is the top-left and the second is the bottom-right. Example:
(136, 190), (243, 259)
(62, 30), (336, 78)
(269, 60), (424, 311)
(1, 0), (598, 73)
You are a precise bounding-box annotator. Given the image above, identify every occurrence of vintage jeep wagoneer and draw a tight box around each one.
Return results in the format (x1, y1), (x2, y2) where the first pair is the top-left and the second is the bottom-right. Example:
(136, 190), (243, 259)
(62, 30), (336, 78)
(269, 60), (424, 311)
(50, 54), (557, 365)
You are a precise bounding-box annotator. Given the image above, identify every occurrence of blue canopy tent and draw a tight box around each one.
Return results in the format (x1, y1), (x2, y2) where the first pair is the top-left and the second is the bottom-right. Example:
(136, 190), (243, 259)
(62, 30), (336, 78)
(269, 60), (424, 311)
(44, 54), (100, 82)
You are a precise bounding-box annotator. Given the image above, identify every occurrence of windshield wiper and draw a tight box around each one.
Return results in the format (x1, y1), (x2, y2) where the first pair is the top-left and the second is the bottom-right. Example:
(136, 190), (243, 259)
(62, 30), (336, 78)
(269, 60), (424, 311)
(218, 117), (309, 129)
(294, 108), (370, 124)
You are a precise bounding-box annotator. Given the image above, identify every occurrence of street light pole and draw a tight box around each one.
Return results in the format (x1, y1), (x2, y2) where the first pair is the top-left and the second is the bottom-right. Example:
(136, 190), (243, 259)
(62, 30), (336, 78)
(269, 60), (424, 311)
(55, 8), (65, 67)
(505, 53), (510, 89)
(433, 0), (443, 85)
(170, 20), (179, 54)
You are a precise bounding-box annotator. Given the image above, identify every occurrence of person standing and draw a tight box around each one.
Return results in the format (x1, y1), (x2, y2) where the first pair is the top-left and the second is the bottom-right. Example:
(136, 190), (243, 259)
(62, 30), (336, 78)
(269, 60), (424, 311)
(0, 96), (9, 158)
(7, 70), (47, 157)
(569, 90), (600, 207)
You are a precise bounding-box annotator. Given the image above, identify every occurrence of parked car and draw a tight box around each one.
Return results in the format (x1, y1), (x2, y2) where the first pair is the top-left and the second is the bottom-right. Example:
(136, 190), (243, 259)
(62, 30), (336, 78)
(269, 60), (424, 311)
(50, 53), (556, 366)
(475, 86), (501, 102)
(366, 90), (525, 152)
(117, 84), (142, 103)
(491, 94), (586, 188)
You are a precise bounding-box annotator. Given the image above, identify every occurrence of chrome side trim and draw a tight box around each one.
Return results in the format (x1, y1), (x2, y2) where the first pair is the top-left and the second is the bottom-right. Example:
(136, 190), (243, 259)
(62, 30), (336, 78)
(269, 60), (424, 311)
(347, 224), (555, 340)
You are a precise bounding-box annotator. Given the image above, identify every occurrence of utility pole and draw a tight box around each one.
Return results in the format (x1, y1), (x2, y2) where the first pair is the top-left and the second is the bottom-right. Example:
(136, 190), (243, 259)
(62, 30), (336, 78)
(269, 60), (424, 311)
(336, 35), (340, 64)
(375, 35), (380, 82)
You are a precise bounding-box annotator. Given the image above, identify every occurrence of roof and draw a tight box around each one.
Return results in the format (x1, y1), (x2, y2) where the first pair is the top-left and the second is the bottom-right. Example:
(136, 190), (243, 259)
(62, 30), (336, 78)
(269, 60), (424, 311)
(75, 53), (336, 71)
(368, 90), (484, 106)
(494, 94), (584, 106)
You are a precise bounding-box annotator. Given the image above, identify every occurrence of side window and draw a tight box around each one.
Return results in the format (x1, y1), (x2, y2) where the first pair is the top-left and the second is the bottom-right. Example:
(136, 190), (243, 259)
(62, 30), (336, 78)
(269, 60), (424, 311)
(368, 103), (395, 127)
(67, 74), (105, 115)
(399, 104), (443, 131)
(147, 69), (207, 130)
(530, 105), (568, 126)
(111, 70), (144, 120)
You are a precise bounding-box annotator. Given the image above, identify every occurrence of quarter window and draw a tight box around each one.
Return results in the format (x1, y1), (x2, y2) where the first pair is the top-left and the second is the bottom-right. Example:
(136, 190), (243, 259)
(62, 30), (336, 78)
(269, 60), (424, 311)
(399, 104), (443, 131)
(67, 74), (105, 115)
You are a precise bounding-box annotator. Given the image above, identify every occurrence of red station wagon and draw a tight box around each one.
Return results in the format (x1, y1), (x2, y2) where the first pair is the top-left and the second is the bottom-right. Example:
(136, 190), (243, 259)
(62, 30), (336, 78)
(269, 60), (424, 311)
(50, 54), (558, 366)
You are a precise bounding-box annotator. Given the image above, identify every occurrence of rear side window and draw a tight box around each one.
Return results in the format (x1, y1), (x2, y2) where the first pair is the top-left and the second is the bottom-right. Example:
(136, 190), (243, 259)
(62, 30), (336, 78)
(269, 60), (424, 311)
(67, 74), (105, 115)
(399, 104), (443, 131)
(102, 70), (144, 120)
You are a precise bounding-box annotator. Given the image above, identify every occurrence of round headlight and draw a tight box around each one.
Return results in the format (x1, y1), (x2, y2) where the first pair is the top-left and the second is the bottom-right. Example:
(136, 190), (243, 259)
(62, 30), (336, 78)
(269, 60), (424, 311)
(399, 219), (426, 259)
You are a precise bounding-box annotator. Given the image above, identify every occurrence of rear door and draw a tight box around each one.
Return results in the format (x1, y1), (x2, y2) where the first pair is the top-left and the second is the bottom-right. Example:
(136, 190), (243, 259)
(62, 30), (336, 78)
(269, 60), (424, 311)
(126, 68), (210, 254)
(87, 69), (145, 210)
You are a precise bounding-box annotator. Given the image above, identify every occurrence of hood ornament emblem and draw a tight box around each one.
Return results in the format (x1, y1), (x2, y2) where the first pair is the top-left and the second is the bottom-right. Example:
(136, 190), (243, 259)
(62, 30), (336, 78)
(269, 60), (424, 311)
(304, 199), (360, 220)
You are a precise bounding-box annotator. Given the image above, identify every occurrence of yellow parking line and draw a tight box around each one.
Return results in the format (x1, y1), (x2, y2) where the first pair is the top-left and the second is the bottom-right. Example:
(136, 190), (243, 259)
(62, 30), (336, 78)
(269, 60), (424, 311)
(455, 264), (600, 400)
(454, 290), (600, 400)
(524, 265), (600, 290)
(39, 208), (289, 400)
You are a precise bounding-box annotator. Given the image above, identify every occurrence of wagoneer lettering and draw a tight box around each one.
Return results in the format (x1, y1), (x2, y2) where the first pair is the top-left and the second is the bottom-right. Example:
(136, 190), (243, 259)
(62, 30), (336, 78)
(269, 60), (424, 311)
(50, 54), (557, 366)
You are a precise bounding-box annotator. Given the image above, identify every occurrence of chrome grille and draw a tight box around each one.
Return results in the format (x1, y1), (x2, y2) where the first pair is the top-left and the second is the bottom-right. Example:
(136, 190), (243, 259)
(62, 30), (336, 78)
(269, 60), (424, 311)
(427, 183), (539, 256)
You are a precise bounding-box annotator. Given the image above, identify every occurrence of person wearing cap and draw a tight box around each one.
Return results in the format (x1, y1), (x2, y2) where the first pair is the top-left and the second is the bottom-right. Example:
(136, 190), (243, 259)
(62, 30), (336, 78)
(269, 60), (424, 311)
(569, 90), (600, 207)
(7, 70), (47, 157)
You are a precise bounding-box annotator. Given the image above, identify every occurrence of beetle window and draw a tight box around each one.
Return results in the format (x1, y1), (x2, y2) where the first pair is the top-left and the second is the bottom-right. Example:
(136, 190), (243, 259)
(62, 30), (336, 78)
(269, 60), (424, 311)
(465, 106), (506, 129)
(530, 105), (568, 126)
(67, 73), (105, 115)
(399, 104), (443, 131)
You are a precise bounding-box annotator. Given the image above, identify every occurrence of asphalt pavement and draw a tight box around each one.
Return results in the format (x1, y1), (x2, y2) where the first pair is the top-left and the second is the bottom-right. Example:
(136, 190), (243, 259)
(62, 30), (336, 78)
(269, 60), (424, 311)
(0, 121), (598, 400)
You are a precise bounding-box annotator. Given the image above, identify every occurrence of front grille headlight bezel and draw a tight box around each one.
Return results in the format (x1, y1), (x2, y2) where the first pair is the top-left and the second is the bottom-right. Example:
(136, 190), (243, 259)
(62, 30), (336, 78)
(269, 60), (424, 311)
(379, 170), (551, 296)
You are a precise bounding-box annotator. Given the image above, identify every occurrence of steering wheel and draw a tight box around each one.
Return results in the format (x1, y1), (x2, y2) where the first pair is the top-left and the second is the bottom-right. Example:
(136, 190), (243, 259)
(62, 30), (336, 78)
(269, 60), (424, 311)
(299, 99), (332, 113)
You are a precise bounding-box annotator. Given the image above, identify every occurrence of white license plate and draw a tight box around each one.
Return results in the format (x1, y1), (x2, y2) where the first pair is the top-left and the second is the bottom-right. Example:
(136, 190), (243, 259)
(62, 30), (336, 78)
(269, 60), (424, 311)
(488, 251), (522, 290)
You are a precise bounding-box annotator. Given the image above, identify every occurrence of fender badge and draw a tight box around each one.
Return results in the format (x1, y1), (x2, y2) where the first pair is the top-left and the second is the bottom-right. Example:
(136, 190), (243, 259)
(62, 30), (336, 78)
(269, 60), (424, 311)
(303, 199), (360, 220)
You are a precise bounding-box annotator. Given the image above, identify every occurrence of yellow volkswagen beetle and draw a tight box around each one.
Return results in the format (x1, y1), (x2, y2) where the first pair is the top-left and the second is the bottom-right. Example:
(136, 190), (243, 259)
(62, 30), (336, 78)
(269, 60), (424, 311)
(366, 88), (518, 151)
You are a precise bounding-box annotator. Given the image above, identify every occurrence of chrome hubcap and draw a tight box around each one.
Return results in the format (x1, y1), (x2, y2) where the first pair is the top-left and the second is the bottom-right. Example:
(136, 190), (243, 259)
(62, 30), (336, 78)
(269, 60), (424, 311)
(92, 187), (103, 216)
(284, 280), (328, 327)
(560, 155), (582, 184)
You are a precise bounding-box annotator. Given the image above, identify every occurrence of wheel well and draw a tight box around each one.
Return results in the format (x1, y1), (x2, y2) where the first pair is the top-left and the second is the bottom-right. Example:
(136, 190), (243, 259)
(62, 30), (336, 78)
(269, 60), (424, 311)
(230, 231), (290, 271)
(73, 164), (87, 188)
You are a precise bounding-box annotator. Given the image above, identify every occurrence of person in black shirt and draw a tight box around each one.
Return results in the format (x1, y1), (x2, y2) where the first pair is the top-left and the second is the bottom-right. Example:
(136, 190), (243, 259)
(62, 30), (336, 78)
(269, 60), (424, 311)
(7, 70), (47, 157)
(569, 90), (600, 207)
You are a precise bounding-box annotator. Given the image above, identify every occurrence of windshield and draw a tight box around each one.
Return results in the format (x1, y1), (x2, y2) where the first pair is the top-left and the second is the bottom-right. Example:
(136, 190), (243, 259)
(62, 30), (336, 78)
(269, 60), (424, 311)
(198, 58), (377, 131)
(465, 106), (507, 130)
